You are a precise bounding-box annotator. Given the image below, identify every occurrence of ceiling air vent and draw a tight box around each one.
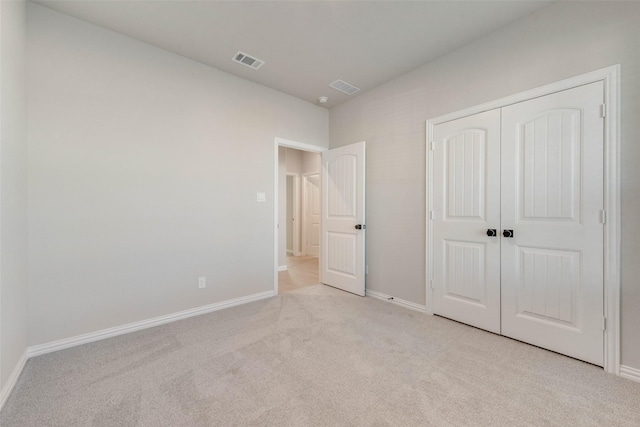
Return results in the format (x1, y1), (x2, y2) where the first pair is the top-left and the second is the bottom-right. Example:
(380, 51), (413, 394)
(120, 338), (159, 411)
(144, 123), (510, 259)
(329, 79), (360, 95)
(232, 51), (265, 70)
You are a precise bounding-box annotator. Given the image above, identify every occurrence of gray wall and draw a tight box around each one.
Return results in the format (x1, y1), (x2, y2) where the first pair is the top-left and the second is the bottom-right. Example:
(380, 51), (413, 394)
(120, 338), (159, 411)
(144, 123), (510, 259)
(0, 0), (27, 394)
(27, 3), (328, 346)
(302, 151), (321, 177)
(329, 1), (640, 369)
(286, 147), (303, 174)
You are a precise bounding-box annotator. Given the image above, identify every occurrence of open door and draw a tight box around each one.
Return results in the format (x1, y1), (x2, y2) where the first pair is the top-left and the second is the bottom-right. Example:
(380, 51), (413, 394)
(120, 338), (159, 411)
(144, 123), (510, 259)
(320, 141), (366, 296)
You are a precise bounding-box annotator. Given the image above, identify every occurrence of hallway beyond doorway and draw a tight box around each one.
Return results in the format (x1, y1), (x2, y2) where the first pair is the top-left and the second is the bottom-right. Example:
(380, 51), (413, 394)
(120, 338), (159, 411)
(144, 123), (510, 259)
(279, 256), (319, 293)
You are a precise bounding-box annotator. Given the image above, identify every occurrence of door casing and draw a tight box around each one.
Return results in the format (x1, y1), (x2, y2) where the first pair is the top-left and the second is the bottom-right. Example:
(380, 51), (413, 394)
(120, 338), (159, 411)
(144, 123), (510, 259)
(426, 65), (621, 374)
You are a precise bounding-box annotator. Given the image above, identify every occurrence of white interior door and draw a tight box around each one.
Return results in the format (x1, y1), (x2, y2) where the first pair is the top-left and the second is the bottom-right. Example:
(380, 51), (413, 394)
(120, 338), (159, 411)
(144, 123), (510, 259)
(501, 82), (604, 366)
(432, 109), (502, 333)
(304, 174), (320, 257)
(320, 141), (366, 296)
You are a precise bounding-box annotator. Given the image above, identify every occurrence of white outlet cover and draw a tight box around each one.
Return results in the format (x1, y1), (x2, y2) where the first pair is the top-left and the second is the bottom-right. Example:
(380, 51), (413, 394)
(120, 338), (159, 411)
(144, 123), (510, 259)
(198, 277), (206, 288)
(257, 192), (266, 202)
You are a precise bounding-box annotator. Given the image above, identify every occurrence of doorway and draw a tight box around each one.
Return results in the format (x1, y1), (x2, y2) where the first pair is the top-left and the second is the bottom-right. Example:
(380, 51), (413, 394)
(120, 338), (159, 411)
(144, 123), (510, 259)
(277, 144), (322, 294)
(274, 138), (368, 297)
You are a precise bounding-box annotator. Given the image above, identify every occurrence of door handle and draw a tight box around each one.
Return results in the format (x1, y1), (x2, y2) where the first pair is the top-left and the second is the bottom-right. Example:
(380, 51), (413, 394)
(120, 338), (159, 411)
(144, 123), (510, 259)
(503, 229), (514, 238)
(486, 229), (497, 237)
(355, 224), (366, 230)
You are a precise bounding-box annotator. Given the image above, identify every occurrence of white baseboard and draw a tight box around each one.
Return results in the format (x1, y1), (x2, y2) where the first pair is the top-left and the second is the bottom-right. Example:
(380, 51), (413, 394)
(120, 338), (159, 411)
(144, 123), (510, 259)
(366, 290), (427, 313)
(278, 265), (288, 271)
(0, 349), (28, 412)
(620, 365), (640, 383)
(28, 290), (275, 358)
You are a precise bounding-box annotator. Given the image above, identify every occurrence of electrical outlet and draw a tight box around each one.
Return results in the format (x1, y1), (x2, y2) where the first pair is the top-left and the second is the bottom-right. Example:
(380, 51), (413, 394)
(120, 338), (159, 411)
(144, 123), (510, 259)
(198, 277), (206, 289)
(256, 192), (266, 203)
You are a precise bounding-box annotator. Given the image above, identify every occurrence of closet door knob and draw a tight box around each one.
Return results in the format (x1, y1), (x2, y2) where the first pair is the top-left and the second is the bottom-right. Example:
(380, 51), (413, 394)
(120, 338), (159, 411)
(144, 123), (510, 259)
(355, 224), (366, 230)
(486, 229), (497, 237)
(503, 229), (514, 238)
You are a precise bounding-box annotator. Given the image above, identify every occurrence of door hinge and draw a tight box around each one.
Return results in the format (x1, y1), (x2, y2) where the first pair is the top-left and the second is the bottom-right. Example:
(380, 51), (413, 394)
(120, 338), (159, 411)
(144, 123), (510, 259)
(603, 316), (607, 331)
(601, 104), (606, 118)
(600, 210), (607, 224)
(430, 279), (434, 290)
(430, 141), (435, 151)
(429, 210), (434, 220)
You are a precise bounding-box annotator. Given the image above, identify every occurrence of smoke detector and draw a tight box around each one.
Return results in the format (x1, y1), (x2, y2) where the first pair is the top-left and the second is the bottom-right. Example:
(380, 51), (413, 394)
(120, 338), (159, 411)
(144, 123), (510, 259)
(318, 96), (328, 104)
(232, 51), (265, 70)
(329, 79), (360, 95)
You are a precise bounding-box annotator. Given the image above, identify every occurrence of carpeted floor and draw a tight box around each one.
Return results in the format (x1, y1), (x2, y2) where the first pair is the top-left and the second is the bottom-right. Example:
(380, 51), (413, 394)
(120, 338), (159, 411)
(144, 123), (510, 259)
(2, 284), (640, 426)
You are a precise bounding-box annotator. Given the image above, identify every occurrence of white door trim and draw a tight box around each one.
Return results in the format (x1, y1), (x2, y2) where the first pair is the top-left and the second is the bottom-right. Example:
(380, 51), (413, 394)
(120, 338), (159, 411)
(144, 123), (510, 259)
(425, 65), (621, 375)
(274, 137), (326, 295)
(286, 172), (301, 256)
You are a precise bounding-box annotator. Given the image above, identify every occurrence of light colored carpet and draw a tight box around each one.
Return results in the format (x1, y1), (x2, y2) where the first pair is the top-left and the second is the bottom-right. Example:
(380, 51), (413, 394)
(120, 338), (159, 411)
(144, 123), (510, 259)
(2, 284), (639, 426)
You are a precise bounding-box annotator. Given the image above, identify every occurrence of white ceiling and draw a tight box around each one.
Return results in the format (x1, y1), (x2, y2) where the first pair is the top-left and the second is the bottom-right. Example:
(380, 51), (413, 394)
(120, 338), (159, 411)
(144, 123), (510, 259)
(33, 0), (554, 108)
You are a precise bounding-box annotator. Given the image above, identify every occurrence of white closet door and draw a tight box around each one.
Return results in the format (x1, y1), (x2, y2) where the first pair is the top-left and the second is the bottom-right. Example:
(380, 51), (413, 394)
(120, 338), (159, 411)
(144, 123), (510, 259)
(500, 82), (604, 366)
(432, 109), (501, 333)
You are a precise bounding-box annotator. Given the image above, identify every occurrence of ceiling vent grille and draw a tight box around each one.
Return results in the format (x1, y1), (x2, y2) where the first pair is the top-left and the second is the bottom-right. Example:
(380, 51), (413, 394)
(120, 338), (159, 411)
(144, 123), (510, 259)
(329, 79), (360, 95)
(232, 51), (265, 70)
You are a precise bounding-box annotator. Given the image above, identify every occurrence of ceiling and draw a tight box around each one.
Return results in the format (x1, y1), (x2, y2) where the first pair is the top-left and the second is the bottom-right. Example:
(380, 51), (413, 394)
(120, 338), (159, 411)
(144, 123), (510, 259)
(33, 0), (554, 109)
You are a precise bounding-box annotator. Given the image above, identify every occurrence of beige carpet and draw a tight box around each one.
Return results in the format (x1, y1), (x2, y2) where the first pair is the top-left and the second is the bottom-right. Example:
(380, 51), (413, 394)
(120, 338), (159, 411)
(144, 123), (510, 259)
(2, 285), (639, 426)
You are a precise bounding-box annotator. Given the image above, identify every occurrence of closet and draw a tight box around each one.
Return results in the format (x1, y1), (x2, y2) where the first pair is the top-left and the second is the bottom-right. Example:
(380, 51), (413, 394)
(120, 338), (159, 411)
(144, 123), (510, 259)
(430, 81), (605, 366)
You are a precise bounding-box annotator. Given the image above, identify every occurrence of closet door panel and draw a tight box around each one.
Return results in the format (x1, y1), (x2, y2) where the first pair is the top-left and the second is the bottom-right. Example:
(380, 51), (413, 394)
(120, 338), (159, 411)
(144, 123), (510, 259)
(501, 81), (605, 366)
(431, 109), (501, 333)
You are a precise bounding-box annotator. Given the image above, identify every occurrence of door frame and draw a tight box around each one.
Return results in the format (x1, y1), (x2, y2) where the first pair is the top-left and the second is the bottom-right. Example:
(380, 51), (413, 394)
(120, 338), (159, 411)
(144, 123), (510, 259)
(425, 65), (621, 374)
(274, 137), (326, 295)
(286, 172), (301, 256)
(301, 172), (320, 257)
